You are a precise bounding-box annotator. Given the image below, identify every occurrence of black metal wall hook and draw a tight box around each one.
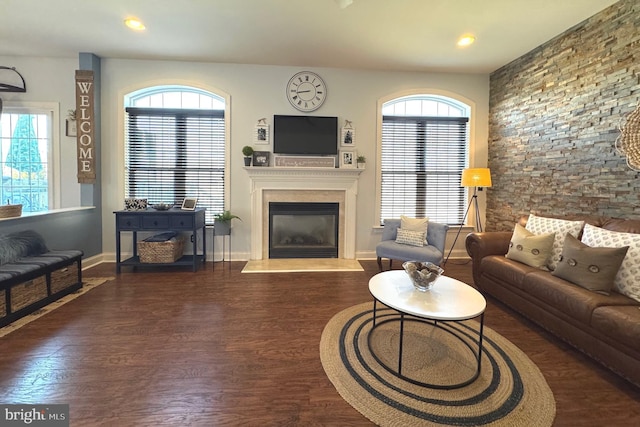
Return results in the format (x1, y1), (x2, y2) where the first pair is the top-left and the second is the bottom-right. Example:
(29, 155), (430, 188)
(0, 66), (27, 92)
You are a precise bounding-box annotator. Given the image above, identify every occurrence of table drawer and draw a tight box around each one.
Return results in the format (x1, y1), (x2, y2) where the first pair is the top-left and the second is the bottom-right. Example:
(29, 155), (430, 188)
(118, 215), (141, 229)
(170, 215), (194, 229)
(142, 215), (170, 229)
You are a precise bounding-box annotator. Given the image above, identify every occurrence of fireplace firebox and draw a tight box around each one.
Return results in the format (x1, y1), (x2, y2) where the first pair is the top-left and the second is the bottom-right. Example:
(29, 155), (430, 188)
(269, 202), (339, 258)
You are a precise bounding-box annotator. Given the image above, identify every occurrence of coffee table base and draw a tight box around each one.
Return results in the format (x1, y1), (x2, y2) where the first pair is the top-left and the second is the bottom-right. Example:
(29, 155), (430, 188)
(368, 299), (484, 390)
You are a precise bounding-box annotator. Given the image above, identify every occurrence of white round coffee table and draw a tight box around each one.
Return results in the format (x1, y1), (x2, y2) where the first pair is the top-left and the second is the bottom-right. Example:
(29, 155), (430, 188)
(368, 270), (487, 389)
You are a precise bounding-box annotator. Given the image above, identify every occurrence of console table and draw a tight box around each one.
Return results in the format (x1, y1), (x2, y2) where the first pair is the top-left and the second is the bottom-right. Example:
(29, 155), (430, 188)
(114, 207), (206, 273)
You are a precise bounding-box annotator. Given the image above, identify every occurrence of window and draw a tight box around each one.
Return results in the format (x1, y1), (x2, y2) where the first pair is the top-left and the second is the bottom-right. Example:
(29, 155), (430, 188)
(124, 86), (226, 224)
(380, 95), (469, 225)
(0, 108), (52, 212)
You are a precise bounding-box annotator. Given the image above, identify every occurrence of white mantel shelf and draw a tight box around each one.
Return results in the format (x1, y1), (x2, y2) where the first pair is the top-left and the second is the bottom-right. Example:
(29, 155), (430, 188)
(244, 166), (364, 178)
(245, 166), (363, 260)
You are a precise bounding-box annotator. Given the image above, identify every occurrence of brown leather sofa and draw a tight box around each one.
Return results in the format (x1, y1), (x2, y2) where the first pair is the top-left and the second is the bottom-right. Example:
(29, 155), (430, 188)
(465, 215), (640, 388)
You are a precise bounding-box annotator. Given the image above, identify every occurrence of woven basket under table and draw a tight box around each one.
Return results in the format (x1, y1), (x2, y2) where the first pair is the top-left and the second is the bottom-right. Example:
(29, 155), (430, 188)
(138, 237), (185, 263)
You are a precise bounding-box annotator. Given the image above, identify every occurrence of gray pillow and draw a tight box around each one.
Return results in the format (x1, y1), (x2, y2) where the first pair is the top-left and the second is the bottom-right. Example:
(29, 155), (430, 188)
(552, 233), (629, 295)
(0, 230), (49, 265)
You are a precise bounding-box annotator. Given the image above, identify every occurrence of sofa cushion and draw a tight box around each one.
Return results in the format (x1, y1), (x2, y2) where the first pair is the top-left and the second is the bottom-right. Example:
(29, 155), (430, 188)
(505, 224), (555, 269)
(581, 223), (640, 303)
(480, 255), (539, 291)
(590, 305), (640, 354)
(523, 271), (636, 324)
(525, 214), (584, 271)
(552, 234), (629, 295)
(395, 228), (425, 247)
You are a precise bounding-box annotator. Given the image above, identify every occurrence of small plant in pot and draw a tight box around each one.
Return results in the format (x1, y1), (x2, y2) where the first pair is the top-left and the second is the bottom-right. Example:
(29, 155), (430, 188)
(242, 146), (254, 166)
(214, 210), (241, 235)
(356, 155), (366, 168)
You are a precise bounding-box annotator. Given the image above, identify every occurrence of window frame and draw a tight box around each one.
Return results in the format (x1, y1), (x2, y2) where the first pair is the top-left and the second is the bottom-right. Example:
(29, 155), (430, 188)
(0, 101), (60, 212)
(375, 90), (475, 227)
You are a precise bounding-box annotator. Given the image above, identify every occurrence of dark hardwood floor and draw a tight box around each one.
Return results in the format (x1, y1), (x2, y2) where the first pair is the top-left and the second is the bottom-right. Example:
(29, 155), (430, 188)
(1, 260), (639, 426)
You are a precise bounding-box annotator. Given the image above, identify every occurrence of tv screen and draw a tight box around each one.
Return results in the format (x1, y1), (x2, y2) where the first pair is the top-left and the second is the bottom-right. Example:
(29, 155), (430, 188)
(273, 115), (338, 155)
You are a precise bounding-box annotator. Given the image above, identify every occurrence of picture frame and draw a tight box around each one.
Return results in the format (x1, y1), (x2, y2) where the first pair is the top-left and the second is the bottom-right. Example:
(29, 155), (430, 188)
(253, 151), (270, 167)
(340, 126), (355, 147)
(340, 150), (356, 169)
(254, 123), (269, 145)
(66, 119), (77, 137)
(181, 197), (198, 210)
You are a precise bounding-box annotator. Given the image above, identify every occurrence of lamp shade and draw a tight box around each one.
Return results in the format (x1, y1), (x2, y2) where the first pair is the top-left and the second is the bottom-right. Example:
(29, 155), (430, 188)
(461, 168), (492, 188)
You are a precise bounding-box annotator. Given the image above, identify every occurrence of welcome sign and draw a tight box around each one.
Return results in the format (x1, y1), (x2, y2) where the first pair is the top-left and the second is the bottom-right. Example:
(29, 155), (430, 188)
(75, 70), (96, 184)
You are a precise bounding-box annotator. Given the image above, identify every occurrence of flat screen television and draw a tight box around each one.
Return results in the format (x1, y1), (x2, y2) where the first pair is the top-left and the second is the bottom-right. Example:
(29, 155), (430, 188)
(273, 115), (338, 155)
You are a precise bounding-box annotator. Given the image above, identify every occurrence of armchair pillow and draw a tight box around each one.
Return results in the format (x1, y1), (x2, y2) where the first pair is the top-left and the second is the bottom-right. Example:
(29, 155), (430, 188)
(395, 229), (426, 247)
(400, 215), (429, 244)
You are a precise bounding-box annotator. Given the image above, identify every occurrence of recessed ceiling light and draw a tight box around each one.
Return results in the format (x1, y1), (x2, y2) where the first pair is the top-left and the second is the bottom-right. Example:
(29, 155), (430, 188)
(124, 18), (146, 31)
(457, 34), (476, 47)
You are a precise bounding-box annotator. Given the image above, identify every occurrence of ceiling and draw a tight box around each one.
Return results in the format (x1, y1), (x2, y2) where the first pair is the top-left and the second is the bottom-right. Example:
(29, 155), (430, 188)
(0, 0), (619, 74)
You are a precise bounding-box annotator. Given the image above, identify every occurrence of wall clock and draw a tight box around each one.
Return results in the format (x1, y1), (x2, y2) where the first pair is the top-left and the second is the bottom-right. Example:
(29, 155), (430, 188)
(286, 71), (327, 112)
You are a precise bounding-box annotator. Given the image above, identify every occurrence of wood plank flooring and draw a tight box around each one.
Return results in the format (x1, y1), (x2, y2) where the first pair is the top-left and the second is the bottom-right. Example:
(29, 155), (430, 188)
(0, 260), (639, 426)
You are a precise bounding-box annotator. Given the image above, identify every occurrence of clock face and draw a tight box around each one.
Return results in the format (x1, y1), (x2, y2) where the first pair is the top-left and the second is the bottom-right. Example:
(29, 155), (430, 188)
(286, 71), (327, 112)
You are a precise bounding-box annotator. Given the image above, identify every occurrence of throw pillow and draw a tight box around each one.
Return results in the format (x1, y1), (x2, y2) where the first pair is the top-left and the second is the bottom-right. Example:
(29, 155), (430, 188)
(581, 223), (640, 303)
(525, 214), (584, 271)
(552, 234), (629, 295)
(0, 230), (49, 265)
(395, 228), (426, 247)
(505, 224), (555, 269)
(400, 215), (429, 244)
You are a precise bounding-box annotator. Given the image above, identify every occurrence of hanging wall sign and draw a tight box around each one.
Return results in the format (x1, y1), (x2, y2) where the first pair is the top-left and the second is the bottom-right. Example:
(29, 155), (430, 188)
(75, 70), (96, 184)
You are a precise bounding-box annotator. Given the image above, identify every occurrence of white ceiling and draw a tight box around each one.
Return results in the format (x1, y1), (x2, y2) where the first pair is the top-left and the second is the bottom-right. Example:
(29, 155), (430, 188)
(0, 0), (619, 74)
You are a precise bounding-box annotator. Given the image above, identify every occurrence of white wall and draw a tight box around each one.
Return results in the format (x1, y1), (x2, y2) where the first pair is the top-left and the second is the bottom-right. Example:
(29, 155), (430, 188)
(2, 55), (489, 260)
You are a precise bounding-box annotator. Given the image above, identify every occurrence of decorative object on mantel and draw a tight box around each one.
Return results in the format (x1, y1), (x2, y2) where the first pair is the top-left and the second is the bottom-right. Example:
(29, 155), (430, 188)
(252, 151), (270, 167)
(273, 155), (336, 168)
(0, 200), (22, 219)
(340, 150), (356, 169)
(0, 66), (26, 92)
(214, 210), (241, 236)
(615, 103), (640, 171)
(356, 155), (366, 169)
(254, 118), (269, 145)
(242, 145), (254, 166)
(66, 109), (77, 137)
(340, 119), (355, 147)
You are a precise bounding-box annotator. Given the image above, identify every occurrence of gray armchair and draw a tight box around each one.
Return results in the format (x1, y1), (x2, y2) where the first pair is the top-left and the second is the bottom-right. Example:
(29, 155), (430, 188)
(376, 219), (449, 271)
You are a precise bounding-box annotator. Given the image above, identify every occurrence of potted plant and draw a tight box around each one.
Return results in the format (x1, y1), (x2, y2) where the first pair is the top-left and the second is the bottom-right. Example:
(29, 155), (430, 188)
(356, 155), (366, 169)
(242, 145), (254, 166)
(214, 210), (241, 235)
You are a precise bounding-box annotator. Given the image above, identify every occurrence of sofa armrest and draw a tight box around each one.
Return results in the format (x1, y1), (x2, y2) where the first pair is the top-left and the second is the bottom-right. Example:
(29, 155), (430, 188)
(465, 231), (512, 287)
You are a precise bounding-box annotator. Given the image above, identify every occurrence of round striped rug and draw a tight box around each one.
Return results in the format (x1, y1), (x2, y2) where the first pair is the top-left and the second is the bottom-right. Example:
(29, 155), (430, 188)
(320, 302), (555, 426)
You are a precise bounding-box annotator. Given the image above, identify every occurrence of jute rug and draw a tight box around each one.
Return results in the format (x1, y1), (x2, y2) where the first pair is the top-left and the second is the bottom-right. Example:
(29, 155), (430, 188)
(0, 276), (114, 338)
(320, 302), (556, 426)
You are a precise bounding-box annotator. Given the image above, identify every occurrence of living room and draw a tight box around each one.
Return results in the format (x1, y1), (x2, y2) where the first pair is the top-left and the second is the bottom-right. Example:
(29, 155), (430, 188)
(1, 0), (639, 425)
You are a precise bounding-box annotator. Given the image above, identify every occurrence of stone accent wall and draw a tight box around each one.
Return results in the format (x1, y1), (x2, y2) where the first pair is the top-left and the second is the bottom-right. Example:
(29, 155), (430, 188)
(488, 0), (640, 231)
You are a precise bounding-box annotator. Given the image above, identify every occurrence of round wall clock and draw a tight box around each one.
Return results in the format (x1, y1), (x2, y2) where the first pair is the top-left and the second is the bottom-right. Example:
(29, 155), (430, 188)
(286, 71), (327, 112)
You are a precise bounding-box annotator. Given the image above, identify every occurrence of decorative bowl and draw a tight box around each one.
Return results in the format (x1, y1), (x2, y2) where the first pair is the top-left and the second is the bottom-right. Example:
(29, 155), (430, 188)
(151, 203), (173, 211)
(402, 261), (444, 292)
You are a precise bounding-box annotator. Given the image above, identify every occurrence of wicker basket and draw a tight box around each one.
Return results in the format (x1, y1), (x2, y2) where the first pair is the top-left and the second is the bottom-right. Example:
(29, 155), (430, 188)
(138, 236), (185, 263)
(0, 204), (22, 219)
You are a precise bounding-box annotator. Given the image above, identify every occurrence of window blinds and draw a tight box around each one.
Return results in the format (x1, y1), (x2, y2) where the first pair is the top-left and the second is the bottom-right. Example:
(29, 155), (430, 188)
(125, 107), (225, 224)
(380, 115), (468, 225)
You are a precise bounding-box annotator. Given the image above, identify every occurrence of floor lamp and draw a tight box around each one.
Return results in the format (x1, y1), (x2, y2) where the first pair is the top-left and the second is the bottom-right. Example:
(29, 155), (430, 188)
(444, 168), (492, 265)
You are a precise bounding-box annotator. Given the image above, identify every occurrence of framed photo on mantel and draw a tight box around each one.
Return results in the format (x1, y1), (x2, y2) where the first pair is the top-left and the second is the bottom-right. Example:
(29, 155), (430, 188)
(253, 151), (270, 167)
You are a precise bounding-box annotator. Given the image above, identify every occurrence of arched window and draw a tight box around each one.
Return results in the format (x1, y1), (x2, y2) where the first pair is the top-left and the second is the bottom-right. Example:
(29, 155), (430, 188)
(380, 94), (470, 225)
(124, 86), (226, 224)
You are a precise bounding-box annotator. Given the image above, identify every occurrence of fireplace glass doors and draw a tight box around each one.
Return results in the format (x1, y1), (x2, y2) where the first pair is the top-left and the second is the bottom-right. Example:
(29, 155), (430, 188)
(269, 202), (339, 258)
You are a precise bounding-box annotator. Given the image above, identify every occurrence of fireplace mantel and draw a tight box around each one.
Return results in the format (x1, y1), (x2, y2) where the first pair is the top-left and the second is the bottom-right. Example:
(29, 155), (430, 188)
(245, 167), (363, 260)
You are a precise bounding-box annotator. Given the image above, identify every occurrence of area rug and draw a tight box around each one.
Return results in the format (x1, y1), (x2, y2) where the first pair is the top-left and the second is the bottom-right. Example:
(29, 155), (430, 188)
(320, 302), (556, 427)
(0, 276), (114, 338)
(242, 258), (364, 273)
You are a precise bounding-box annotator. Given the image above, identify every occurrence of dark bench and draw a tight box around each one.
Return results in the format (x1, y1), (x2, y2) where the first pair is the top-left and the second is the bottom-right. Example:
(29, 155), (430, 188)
(0, 230), (83, 328)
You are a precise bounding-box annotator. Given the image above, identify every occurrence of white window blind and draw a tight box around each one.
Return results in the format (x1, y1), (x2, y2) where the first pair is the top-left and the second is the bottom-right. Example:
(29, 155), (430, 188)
(380, 115), (468, 225)
(125, 107), (225, 224)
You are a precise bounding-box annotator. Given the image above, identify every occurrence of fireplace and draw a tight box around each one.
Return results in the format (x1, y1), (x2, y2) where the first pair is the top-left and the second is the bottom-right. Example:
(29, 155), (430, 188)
(269, 202), (339, 258)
